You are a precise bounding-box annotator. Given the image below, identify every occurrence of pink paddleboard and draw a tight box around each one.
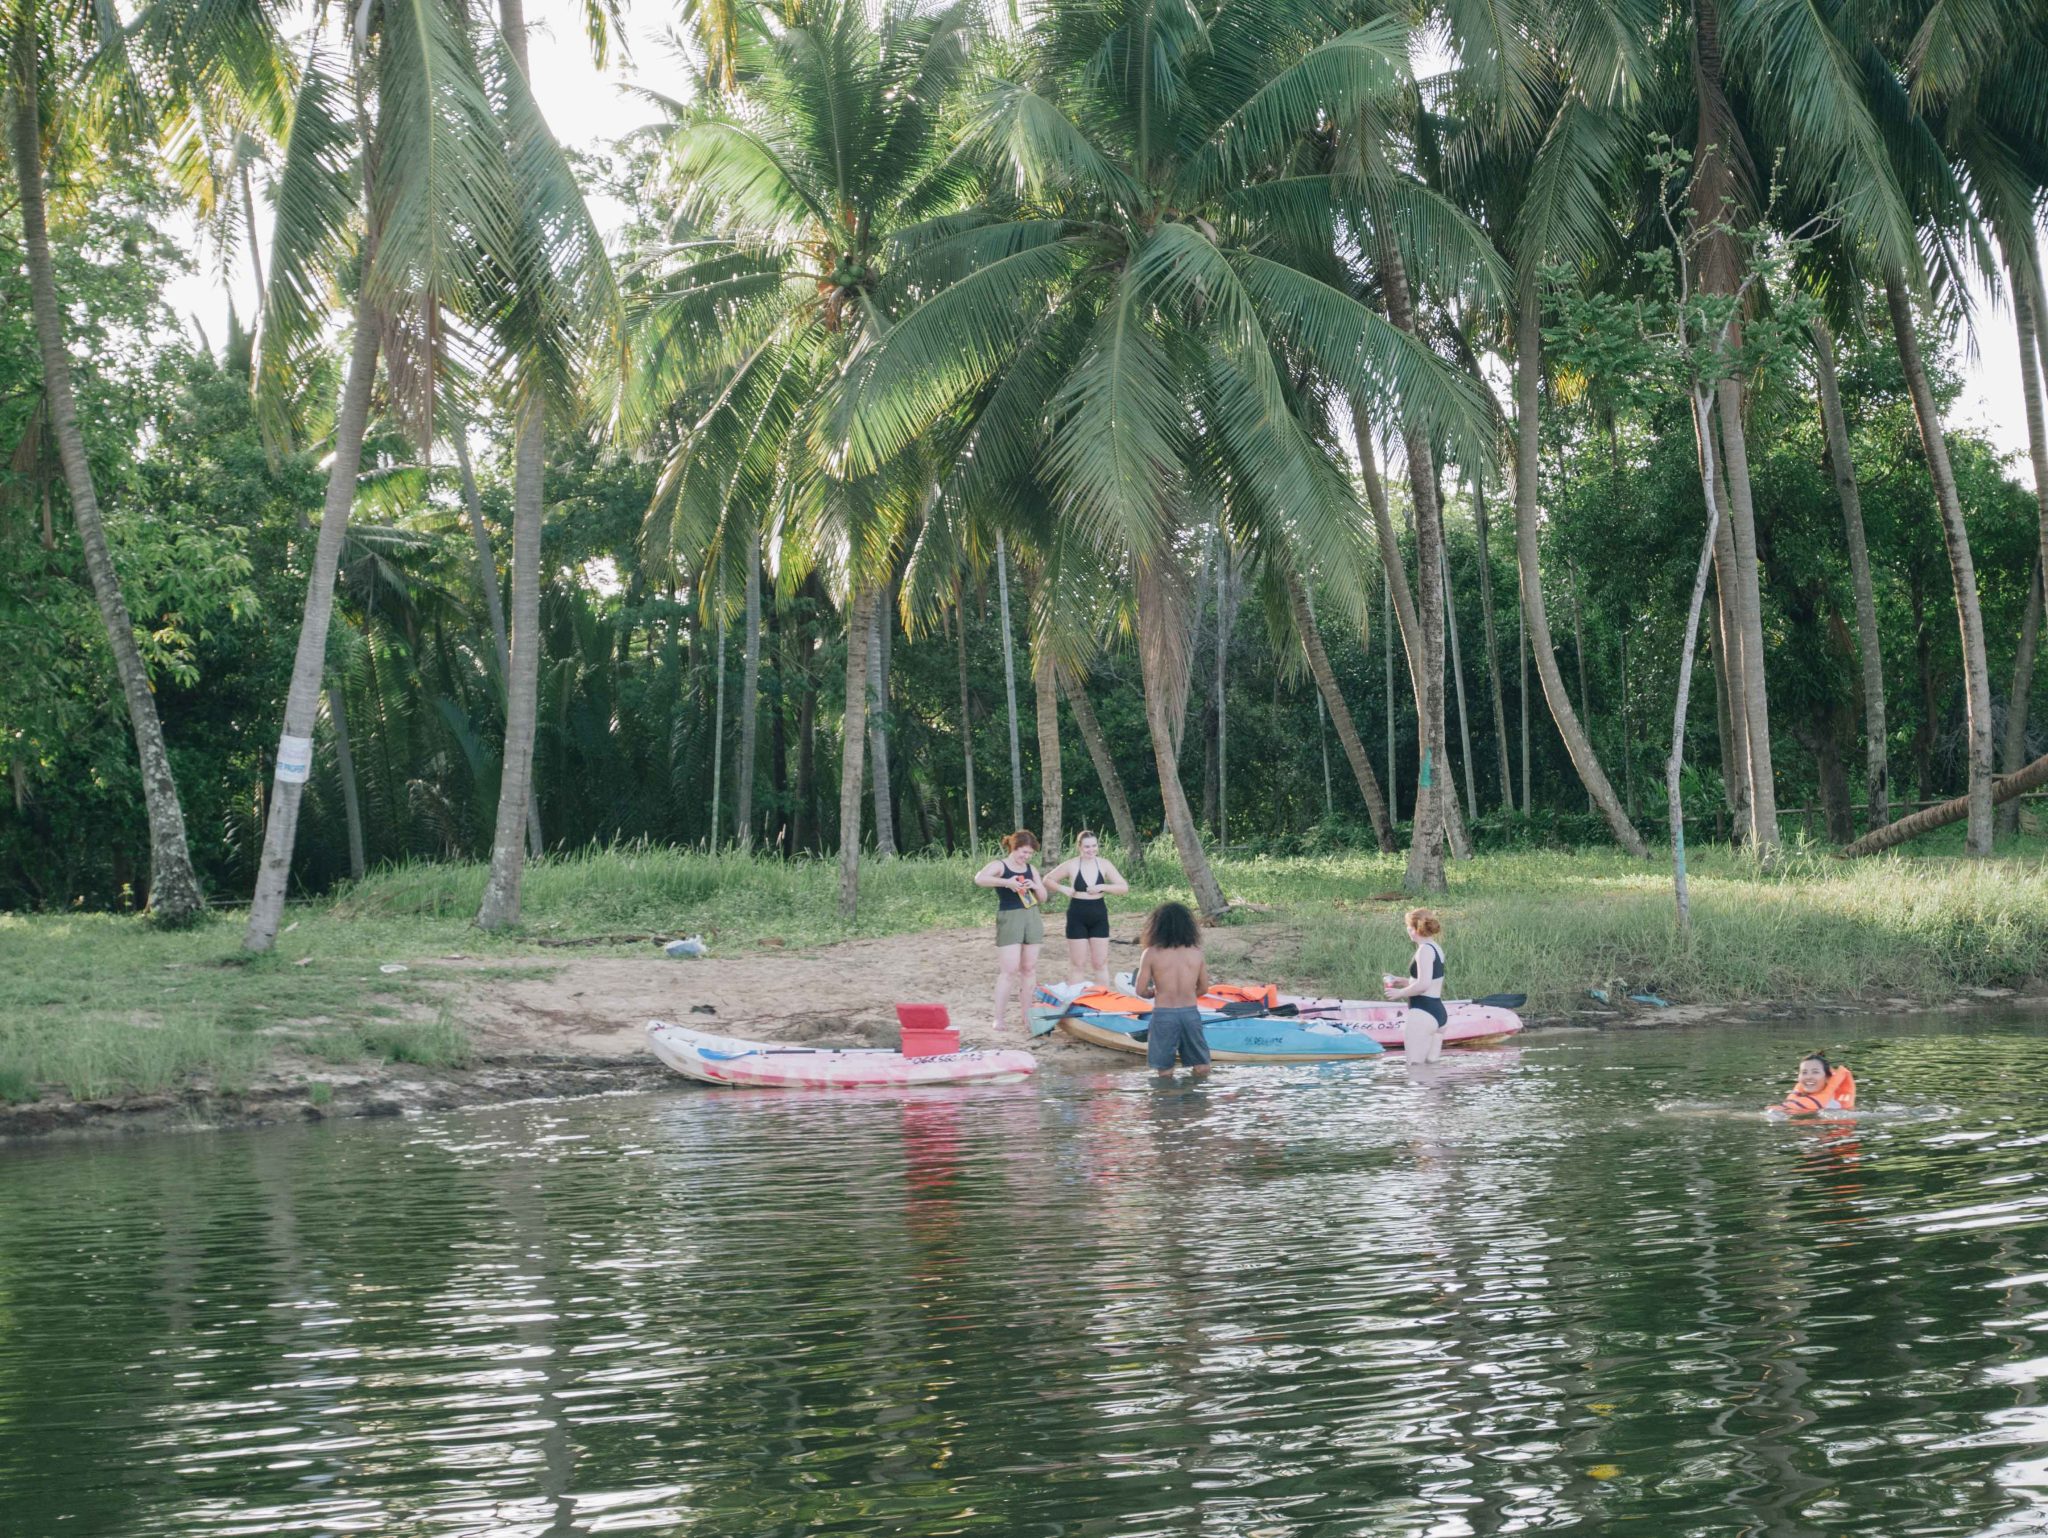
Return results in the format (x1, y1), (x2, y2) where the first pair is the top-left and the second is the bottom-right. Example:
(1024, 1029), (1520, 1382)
(1276, 996), (1523, 1048)
(647, 1021), (1038, 1089)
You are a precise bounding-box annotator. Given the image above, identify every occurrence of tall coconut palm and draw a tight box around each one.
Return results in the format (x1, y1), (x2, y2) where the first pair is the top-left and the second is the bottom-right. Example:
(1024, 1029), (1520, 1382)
(244, 0), (602, 950)
(627, 0), (976, 921)
(2, 0), (288, 924)
(840, 0), (1492, 914)
(1432, 0), (1654, 858)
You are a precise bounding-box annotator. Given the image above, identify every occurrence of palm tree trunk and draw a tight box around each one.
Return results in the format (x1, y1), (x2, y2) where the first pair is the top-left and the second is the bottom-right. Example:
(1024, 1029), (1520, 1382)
(1136, 553), (1227, 919)
(1518, 587), (1531, 814)
(1442, 543), (1479, 825)
(1386, 565), (1400, 821)
(1567, 554), (1594, 813)
(328, 668), (367, 882)
(1060, 669), (1143, 867)
(1032, 638), (1064, 860)
(1668, 389), (1725, 929)
(2000, 559), (2042, 837)
(476, 0), (552, 925)
(1510, 280), (1647, 857)
(477, 390), (546, 927)
(838, 584), (875, 920)
(1714, 382), (1780, 851)
(1213, 541), (1233, 850)
(736, 527), (762, 851)
(453, 433), (540, 860)
(9, 39), (205, 926)
(1709, 499), (1752, 843)
(1472, 478), (1514, 810)
(1282, 564), (1393, 849)
(244, 310), (382, 951)
(952, 592), (979, 853)
(1353, 414), (1471, 857)
(1885, 267), (1996, 855)
(710, 611), (727, 846)
(1811, 319), (1889, 831)
(995, 531), (1024, 828)
(867, 593), (896, 858)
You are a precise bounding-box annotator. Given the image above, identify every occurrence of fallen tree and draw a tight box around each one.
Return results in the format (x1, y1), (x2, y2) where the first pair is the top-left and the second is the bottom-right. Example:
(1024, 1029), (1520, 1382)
(1839, 753), (2048, 857)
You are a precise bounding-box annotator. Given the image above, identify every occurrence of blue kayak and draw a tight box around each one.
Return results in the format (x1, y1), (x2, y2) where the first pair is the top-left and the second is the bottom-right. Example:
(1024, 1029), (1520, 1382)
(1037, 1007), (1386, 1062)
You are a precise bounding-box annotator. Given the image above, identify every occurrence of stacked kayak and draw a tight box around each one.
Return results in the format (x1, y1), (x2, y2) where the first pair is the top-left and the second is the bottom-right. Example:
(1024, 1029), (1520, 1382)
(1036, 981), (1521, 1062)
(1044, 1004), (1386, 1063)
(647, 1021), (1037, 1089)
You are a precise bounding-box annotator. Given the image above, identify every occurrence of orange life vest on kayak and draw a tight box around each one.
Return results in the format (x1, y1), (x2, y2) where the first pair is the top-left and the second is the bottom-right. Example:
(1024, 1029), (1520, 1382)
(1779, 1066), (1856, 1115)
(1062, 980), (1278, 1017)
(1202, 982), (1278, 1010)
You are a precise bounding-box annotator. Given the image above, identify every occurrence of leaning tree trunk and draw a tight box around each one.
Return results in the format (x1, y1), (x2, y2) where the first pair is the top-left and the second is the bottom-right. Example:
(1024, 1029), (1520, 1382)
(453, 435), (542, 857)
(995, 531), (1025, 829)
(1282, 564), (1394, 849)
(477, 390), (547, 927)
(476, 0), (553, 926)
(1061, 669), (1144, 867)
(1135, 553), (1228, 919)
(867, 591), (897, 859)
(1840, 752), (2048, 857)
(735, 526), (762, 851)
(1472, 478), (1514, 811)
(2001, 561), (2042, 837)
(1811, 319), (1889, 832)
(837, 585), (877, 920)
(244, 313), (382, 950)
(1352, 413), (1472, 858)
(1510, 280), (1648, 857)
(10, 44), (205, 925)
(1031, 634), (1063, 861)
(952, 592), (980, 853)
(1709, 486), (1753, 843)
(1885, 268), (1996, 855)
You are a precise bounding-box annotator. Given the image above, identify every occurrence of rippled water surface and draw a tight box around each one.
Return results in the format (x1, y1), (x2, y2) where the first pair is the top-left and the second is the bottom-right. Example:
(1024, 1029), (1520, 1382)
(5, 1017), (2048, 1536)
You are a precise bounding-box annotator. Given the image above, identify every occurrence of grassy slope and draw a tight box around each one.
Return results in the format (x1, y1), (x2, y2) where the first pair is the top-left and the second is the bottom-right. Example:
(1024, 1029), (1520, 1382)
(4, 832), (2047, 1103)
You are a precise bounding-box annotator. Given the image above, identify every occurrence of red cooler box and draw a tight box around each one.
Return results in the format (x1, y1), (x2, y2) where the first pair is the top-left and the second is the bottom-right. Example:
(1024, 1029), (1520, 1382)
(895, 1004), (960, 1057)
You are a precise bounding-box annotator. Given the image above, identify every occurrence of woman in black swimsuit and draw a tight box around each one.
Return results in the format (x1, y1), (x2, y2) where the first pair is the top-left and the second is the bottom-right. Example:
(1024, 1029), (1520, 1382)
(1045, 830), (1131, 988)
(1381, 907), (1447, 1062)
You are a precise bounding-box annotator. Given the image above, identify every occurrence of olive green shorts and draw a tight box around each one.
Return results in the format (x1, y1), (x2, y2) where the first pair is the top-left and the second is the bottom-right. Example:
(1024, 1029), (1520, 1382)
(995, 908), (1044, 947)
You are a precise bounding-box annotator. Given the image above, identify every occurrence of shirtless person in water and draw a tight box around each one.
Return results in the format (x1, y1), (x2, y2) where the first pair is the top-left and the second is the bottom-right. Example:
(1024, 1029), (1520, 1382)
(1133, 901), (1212, 1079)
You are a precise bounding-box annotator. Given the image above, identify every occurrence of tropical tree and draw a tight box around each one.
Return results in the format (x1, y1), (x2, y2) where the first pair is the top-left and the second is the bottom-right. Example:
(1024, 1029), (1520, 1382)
(627, 0), (976, 920)
(244, 0), (601, 950)
(2, 0), (287, 923)
(840, 0), (1494, 908)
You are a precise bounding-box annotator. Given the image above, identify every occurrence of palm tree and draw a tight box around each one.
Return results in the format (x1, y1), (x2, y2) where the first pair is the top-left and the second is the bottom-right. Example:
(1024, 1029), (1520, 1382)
(1426, 0), (1655, 858)
(244, 0), (600, 950)
(478, 0), (621, 929)
(627, 0), (976, 920)
(841, 0), (1492, 914)
(1, 1), (286, 924)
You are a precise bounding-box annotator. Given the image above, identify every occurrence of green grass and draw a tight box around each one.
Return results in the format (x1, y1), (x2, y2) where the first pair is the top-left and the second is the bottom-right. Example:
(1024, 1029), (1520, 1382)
(4, 834), (2046, 1107)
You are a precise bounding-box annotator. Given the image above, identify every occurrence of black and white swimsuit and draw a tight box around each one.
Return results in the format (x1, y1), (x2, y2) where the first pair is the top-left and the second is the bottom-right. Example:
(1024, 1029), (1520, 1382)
(1407, 941), (1447, 1028)
(1065, 861), (1110, 940)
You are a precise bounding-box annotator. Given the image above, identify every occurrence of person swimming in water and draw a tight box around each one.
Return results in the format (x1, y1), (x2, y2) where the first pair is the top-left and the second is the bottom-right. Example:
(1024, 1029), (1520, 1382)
(1773, 1052), (1857, 1115)
(1380, 907), (1447, 1063)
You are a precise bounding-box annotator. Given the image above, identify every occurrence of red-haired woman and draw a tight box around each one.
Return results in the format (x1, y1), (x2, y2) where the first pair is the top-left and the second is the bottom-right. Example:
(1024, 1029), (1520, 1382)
(974, 831), (1047, 1035)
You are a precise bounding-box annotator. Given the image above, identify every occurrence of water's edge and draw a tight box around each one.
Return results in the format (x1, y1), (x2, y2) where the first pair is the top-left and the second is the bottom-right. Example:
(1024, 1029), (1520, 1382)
(6, 986), (2038, 1144)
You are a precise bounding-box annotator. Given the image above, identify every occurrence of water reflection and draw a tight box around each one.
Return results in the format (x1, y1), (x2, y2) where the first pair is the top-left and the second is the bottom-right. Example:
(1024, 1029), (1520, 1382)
(0, 1019), (2044, 1535)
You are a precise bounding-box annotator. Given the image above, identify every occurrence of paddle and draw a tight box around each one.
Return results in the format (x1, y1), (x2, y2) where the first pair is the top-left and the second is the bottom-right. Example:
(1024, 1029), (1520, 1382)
(1471, 993), (1527, 1010)
(1030, 997), (1088, 1038)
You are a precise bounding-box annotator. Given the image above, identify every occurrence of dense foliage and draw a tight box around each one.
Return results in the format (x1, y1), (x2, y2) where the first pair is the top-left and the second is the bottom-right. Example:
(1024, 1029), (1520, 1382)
(1, 0), (2044, 917)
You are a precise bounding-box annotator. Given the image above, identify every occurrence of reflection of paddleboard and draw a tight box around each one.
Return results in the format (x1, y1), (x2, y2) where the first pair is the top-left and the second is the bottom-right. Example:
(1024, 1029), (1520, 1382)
(1658, 1101), (1942, 1123)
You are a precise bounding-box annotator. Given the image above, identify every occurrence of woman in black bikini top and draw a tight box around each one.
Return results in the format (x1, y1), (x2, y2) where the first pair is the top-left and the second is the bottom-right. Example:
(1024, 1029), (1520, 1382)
(1046, 830), (1130, 990)
(1381, 907), (1448, 1063)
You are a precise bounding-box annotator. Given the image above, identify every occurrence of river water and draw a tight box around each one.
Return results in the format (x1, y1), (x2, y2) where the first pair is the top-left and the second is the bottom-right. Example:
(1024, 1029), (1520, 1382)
(3, 1016), (2046, 1537)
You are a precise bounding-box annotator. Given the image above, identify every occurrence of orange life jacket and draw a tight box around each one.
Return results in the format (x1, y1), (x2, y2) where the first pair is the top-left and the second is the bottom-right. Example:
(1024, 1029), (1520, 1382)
(1779, 1066), (1856, 1115)
(1201, 982), (1278, 1010)
(1063, 980), (1277, 1018)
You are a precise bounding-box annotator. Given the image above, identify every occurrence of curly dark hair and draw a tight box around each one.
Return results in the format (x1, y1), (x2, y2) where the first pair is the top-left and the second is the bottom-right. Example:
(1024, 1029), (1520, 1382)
(1142, 900), (1201, 950)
